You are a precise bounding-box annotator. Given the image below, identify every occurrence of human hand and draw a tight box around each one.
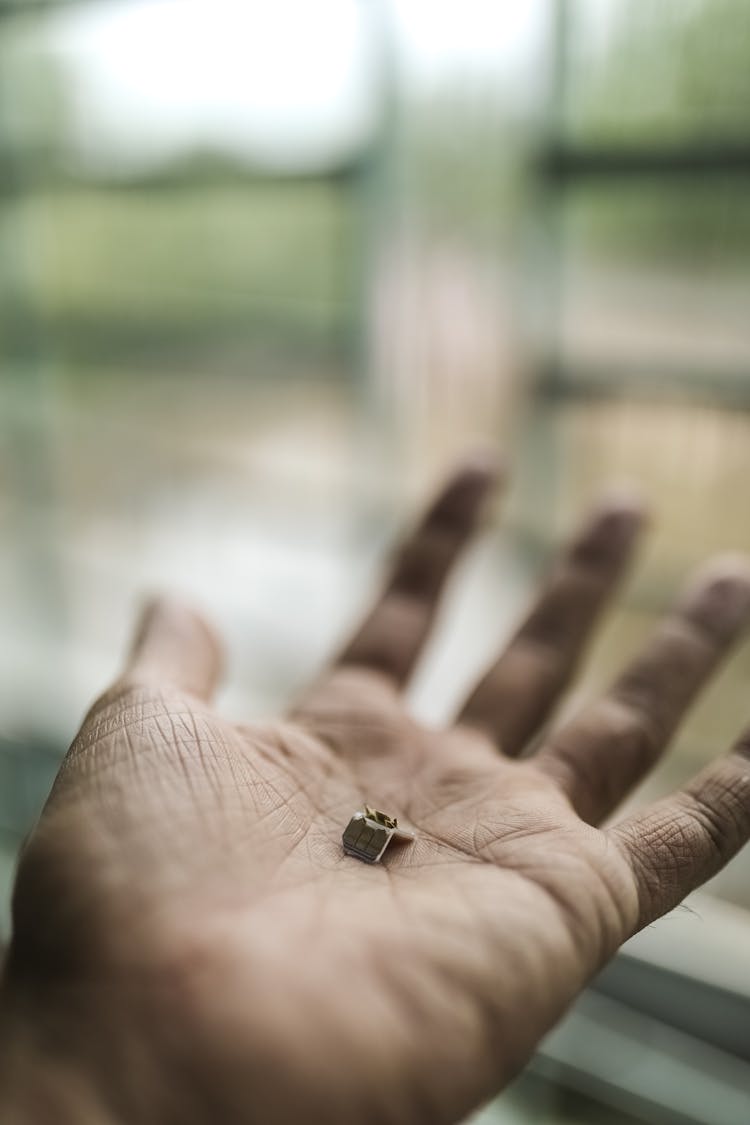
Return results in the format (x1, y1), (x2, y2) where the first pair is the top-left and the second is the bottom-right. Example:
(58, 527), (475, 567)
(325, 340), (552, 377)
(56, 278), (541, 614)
(3, 462), (750, 1125)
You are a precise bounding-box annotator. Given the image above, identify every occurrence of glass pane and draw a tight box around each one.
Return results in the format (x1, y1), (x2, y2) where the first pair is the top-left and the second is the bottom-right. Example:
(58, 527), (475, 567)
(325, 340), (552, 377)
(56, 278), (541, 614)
(0, 1), (380, 834)
(516, 394), (750, 913)
(3, 183), (356, 375)
(558, 180), (750, 384)
(564, 0), (750, 144)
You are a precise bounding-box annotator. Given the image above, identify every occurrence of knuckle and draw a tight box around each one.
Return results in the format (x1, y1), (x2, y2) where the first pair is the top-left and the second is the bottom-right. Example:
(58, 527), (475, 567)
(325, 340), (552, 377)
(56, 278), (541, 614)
(605, 695), (668, 763)
(685, 782), (748, 858)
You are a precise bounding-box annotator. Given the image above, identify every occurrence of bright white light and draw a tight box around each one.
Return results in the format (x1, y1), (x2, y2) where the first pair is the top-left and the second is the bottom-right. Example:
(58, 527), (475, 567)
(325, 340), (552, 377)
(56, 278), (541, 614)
(391, 0), (547, 96)
(39, 0), (546, 175)
(46, 0), (378, 174)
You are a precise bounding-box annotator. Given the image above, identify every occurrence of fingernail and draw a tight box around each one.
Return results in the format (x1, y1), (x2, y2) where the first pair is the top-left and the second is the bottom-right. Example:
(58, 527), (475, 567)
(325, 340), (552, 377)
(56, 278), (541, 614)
(595, 483), (648, 530)
(574, 492), (647, 565)
(458, 447), (506, 479)
(129, 595), (222, 664)
(681, 554), (750, 641)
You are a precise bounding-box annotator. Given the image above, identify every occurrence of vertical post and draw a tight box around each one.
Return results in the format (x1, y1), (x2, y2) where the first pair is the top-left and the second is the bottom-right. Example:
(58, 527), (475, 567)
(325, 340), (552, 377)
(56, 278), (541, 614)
(514, 0), (572, 555)
(348, 0), (401, 533)
(0, 33), (67, 744)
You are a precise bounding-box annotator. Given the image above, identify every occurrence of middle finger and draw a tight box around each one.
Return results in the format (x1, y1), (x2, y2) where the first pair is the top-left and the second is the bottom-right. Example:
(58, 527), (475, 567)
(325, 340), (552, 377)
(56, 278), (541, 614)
(456, 496), (644, 756)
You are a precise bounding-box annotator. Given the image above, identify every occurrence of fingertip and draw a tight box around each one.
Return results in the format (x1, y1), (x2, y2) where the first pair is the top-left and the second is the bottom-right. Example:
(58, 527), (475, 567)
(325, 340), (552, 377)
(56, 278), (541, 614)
(132, 595), (223, 658)
(592, 482), (649, 524)
(692, 551), (750, 586)
(127, 595), (224, 699)
(456, 446), (506, 481)
(680, 553), (750, 641)
(428, 452), (506, 530)
(451, 449), (507, 498)
(572, 487), (648, 568)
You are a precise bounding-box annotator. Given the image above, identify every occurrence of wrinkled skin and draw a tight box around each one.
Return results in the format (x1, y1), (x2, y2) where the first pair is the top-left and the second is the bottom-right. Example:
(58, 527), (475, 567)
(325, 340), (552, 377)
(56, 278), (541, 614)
(3, 463), (750, 1125)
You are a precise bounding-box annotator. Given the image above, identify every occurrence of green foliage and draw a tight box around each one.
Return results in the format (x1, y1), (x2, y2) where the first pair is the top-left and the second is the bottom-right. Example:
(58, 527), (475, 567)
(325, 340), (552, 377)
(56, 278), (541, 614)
(561, 0), (750, 265)
(9, 181), (359, 374)
(569, 0), (750, 144)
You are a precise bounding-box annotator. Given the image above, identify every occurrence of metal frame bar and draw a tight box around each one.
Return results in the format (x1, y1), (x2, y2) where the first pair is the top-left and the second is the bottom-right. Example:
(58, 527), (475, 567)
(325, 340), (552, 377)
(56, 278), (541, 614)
(534, 361), (750, 411)
(538, 141), (750, 183)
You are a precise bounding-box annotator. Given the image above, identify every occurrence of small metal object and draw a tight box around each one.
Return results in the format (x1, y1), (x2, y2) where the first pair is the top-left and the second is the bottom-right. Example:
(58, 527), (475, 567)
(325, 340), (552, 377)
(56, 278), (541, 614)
(342, 805), (415, 863)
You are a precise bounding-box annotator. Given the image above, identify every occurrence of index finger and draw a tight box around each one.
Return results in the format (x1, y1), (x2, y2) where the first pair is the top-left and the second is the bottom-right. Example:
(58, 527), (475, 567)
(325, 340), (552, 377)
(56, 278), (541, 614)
(336, 459), (501, 687)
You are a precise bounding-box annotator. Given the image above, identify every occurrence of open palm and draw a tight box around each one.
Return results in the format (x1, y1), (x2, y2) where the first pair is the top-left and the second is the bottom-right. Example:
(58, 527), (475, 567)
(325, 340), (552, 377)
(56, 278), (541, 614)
(6, 463), (750, 1125)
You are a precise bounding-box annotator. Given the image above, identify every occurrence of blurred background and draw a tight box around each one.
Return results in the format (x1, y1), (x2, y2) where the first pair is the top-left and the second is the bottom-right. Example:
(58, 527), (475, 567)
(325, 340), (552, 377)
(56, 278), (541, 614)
(1, 1), (750, 1121)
